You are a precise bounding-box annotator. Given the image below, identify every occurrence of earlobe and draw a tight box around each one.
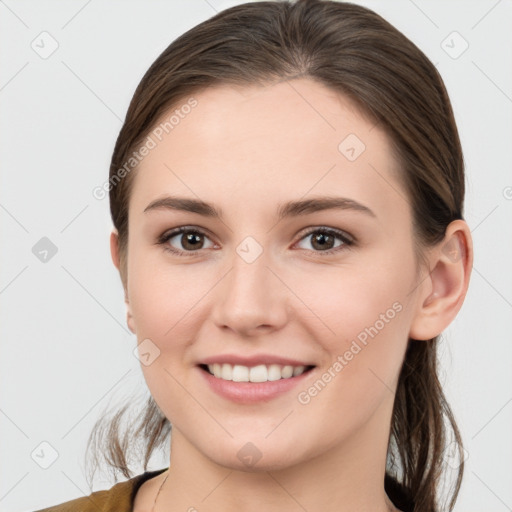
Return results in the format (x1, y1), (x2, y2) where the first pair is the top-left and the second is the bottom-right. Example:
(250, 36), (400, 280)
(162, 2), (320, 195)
(126, 304), (136, 334)
(409, 220), (473, 341)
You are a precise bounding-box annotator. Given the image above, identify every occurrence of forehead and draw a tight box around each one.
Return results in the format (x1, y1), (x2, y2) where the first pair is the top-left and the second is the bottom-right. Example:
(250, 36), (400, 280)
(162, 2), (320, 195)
(129, 78), (409, 224)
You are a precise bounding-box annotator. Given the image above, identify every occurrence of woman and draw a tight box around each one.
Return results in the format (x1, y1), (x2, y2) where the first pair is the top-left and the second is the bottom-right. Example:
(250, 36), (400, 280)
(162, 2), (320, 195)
(35, 0), (473, 510)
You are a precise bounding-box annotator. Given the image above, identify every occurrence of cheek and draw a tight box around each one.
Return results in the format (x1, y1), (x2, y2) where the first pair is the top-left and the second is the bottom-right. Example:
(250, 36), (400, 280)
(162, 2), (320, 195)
(127, 245), (210, 340)
(292, 260), (412, 403)
(126, 253), (205, 421)
(294, 258), (409, 342)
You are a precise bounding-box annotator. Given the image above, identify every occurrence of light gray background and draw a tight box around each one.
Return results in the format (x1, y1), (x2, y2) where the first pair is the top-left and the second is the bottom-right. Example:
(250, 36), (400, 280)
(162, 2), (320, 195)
(1, 1), (511, 511)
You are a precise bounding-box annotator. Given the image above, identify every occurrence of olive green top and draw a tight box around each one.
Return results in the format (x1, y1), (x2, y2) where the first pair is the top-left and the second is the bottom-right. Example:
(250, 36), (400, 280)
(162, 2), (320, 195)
(34, 468), (414, 511)
(33, 468), (168, 512)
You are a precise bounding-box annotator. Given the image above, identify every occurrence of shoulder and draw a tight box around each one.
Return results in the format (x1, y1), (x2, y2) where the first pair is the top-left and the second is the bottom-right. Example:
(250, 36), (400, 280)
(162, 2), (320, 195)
(32, 469), (168, 512)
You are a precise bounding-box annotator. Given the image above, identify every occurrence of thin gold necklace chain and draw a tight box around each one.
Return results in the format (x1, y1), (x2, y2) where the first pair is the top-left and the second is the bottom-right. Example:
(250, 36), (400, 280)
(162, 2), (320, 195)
(151, 471), (402, 512)
(151, 472), (169, 512)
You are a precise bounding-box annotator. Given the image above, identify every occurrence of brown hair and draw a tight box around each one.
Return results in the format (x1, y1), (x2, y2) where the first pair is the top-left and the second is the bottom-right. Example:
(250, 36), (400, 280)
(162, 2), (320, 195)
(86, 1), (466, 510)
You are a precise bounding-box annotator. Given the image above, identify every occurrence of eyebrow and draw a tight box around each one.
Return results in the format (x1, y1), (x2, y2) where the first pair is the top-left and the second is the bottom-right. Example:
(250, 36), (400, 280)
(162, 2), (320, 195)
(143, 195), (376, 219)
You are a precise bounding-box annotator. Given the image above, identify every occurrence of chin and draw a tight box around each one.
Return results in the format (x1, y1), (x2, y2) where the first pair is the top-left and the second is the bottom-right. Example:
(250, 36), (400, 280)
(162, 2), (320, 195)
(202, 439), (307, 473)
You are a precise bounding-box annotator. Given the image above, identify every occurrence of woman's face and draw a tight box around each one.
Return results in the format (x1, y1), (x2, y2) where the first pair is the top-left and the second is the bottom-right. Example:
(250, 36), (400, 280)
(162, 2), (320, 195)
(121, 78), (427, 471)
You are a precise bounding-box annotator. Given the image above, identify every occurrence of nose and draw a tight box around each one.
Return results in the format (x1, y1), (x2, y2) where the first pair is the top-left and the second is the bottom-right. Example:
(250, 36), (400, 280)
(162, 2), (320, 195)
(211, 245), (290, 337)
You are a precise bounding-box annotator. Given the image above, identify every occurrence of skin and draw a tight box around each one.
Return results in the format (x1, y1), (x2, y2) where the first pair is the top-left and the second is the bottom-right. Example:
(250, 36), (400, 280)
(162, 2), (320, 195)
(110, 78), (473, 512)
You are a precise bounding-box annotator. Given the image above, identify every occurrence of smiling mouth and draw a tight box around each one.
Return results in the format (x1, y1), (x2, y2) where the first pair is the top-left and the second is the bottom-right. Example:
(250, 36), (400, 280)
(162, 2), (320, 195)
(198, 363), (316, 383)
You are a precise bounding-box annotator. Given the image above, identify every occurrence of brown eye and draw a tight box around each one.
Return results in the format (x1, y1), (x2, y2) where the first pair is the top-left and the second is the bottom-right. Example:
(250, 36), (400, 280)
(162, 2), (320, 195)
(158, 226), (354, 257)
(295, 228), (354, 255)
(178, 232), (205, 250)
(159, 228), (214, 254)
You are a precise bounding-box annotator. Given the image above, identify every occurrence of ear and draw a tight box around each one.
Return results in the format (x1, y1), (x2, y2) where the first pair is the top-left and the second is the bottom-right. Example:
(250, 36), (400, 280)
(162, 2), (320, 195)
(409, 219), (473, 341)
(110, 229), (121, 270)
(110, 230), (136, 334)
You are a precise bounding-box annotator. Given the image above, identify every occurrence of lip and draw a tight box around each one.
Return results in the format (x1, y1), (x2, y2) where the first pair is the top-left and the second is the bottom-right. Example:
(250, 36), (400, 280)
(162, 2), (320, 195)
(197, 364), (316, 404)
(199, 354), (315, 367)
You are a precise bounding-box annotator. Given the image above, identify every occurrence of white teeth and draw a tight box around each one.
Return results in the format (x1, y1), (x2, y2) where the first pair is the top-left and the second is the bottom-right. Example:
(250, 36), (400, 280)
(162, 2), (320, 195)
(293, 365), (305, 376)
(267, 364), (282, 381)
(212, 363), (222, 378)
(232, 365), (249, 382)
(281, 365), (294, 378)
(221, 363), (233, 381)
(205, 363), (309, 382)
(249, 364), (268, 383)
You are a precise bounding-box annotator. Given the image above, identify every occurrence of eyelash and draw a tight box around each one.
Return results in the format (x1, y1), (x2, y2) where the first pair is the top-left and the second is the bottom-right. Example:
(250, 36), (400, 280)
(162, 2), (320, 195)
(157, 226), (355, 257)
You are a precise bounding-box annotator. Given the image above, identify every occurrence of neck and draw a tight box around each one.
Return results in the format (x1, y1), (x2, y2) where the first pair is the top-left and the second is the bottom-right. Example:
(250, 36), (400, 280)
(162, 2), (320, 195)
(154, 399), (399, 512)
